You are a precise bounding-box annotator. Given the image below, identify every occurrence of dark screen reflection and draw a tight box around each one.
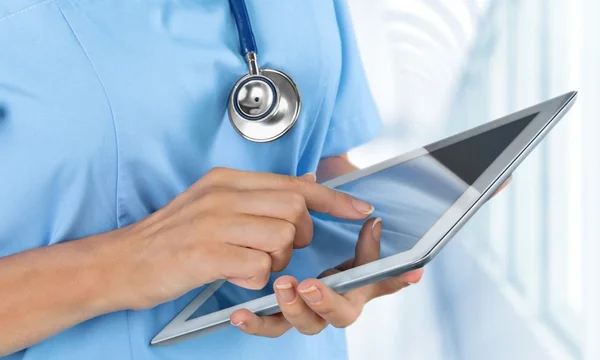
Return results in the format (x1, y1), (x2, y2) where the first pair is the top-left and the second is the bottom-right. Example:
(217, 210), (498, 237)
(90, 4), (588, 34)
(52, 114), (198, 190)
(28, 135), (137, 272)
(188, 154), (467, 320)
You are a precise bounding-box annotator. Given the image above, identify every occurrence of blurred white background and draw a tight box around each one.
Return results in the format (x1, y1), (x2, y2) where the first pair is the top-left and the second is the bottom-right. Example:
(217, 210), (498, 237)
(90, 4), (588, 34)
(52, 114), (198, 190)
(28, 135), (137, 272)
(344, 1), (599, 359)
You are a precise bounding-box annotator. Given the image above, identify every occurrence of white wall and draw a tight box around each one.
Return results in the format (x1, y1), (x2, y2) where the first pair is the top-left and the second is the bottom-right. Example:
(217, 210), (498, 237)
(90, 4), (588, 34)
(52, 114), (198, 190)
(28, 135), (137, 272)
(344, 0), (597, 359)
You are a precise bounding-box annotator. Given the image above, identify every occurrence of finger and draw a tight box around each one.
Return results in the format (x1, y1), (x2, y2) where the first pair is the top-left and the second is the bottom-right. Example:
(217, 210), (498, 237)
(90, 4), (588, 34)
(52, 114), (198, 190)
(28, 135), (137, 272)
(207, 190), (313, 248)
(300, 172), (317, 182)
(400, 268), (425, 285)
(273, 276), (327, 335)
(328, 218), (383, 308)
(316, 218), (380, 280)
(200, 168), (374, 220)
(208, 215), (294, 271)
(493, 176), (512, 196)
(352, 217), (382, 267)
(317, 267), (341, 279)
(230, 309), (292, 338)
(344, 267), (425, 305)
(345, 218), (417, 302)
(296, 279), (361, 328)
(316, 258), (354, 280)
(368, 268), (425, 298)
(335, 258), (355, 271)
(212, 244), (271, 289)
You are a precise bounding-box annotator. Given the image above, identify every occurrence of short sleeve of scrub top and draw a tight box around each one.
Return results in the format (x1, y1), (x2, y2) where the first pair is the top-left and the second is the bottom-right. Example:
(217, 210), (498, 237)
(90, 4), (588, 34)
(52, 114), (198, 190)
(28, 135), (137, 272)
(0, 1), (382, 359)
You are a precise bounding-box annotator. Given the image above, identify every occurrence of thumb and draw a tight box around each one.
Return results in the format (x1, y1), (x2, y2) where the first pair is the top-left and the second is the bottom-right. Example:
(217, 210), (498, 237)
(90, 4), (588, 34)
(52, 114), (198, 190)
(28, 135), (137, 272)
(353, 217), (382, 267)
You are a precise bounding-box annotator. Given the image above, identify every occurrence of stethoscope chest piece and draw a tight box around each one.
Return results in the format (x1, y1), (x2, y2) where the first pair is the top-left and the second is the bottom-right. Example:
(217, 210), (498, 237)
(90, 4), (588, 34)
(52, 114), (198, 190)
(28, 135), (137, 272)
(228, 67), (301, 142)
(226, 0), (301, 143)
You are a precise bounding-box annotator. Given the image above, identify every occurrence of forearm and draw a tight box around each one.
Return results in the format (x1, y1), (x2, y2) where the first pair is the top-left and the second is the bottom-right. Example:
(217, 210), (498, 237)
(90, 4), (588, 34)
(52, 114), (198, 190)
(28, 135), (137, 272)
(0, 231), (130, 356)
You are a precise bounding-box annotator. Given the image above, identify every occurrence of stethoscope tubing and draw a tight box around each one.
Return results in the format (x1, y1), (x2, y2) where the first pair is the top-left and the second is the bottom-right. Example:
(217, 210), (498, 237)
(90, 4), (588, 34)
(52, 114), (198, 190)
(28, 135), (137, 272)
(228, 0), (257, 56)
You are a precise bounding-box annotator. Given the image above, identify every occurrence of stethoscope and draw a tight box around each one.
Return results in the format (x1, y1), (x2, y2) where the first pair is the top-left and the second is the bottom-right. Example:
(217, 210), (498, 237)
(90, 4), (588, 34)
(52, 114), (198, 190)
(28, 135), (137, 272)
(227, 0), (301, 143)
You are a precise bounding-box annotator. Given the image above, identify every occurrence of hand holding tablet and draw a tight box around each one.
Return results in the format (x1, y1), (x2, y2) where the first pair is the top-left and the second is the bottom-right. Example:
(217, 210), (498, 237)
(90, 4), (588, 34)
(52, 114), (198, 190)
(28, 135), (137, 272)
(229, 217), (424, 337)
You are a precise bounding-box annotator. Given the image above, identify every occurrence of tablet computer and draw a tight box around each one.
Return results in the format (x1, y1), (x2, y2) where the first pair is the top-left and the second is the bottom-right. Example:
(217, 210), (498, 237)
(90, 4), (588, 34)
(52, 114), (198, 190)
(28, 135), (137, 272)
(152, 91), (577, 346)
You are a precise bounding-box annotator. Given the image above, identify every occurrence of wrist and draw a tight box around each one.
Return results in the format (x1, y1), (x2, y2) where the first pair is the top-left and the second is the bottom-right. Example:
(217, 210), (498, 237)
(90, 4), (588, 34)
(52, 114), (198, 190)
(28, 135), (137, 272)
(77, 228), (142, 314)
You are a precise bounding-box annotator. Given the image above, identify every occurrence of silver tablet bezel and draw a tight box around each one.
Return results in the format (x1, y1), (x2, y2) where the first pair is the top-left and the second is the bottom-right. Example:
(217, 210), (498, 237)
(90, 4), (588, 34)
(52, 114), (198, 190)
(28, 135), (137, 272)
(152, 91), (577, 346)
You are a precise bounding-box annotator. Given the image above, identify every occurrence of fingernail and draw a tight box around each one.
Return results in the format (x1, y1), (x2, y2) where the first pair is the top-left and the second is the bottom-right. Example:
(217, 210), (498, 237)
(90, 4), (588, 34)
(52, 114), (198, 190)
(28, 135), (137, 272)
(275, 283), (296, 304)
(372, 217), (382, 241)
(298, 285), (323, 304)
(351, 198), (374, 215)
(302, 172), (317, 182)
(231, 320), (246, 329)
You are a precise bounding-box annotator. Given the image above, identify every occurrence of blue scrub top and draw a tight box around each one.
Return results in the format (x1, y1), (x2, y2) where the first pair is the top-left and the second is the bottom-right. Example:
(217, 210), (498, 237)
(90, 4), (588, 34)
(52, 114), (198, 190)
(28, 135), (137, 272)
(0, 0), (381, 359)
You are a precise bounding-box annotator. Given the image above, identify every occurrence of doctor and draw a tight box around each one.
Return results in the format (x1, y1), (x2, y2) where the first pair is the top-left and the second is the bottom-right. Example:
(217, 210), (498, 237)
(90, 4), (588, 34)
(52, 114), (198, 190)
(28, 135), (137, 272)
(0, 0), (424, 359)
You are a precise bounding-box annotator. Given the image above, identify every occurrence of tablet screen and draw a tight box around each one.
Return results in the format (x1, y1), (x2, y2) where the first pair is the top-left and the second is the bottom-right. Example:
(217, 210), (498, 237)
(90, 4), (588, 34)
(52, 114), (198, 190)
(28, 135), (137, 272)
(186, 112), (538, 320)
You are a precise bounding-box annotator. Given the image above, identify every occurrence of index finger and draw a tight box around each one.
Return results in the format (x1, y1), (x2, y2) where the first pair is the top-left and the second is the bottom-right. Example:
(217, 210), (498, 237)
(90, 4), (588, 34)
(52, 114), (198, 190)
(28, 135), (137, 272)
(201, 168), (374, 220)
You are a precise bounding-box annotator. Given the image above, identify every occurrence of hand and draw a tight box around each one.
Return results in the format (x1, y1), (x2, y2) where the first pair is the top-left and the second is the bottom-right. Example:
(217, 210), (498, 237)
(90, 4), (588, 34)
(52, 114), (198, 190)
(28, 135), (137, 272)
(226, 174), (512, 335)
(493, 176), (512, 197)
(114, 168), (374, 310)
(229, 217), (424, 336)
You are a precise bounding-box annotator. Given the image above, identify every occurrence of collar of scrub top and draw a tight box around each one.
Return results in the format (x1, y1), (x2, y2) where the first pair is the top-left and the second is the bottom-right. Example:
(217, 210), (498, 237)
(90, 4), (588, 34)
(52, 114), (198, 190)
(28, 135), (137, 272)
(227, 0), (302, 143)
